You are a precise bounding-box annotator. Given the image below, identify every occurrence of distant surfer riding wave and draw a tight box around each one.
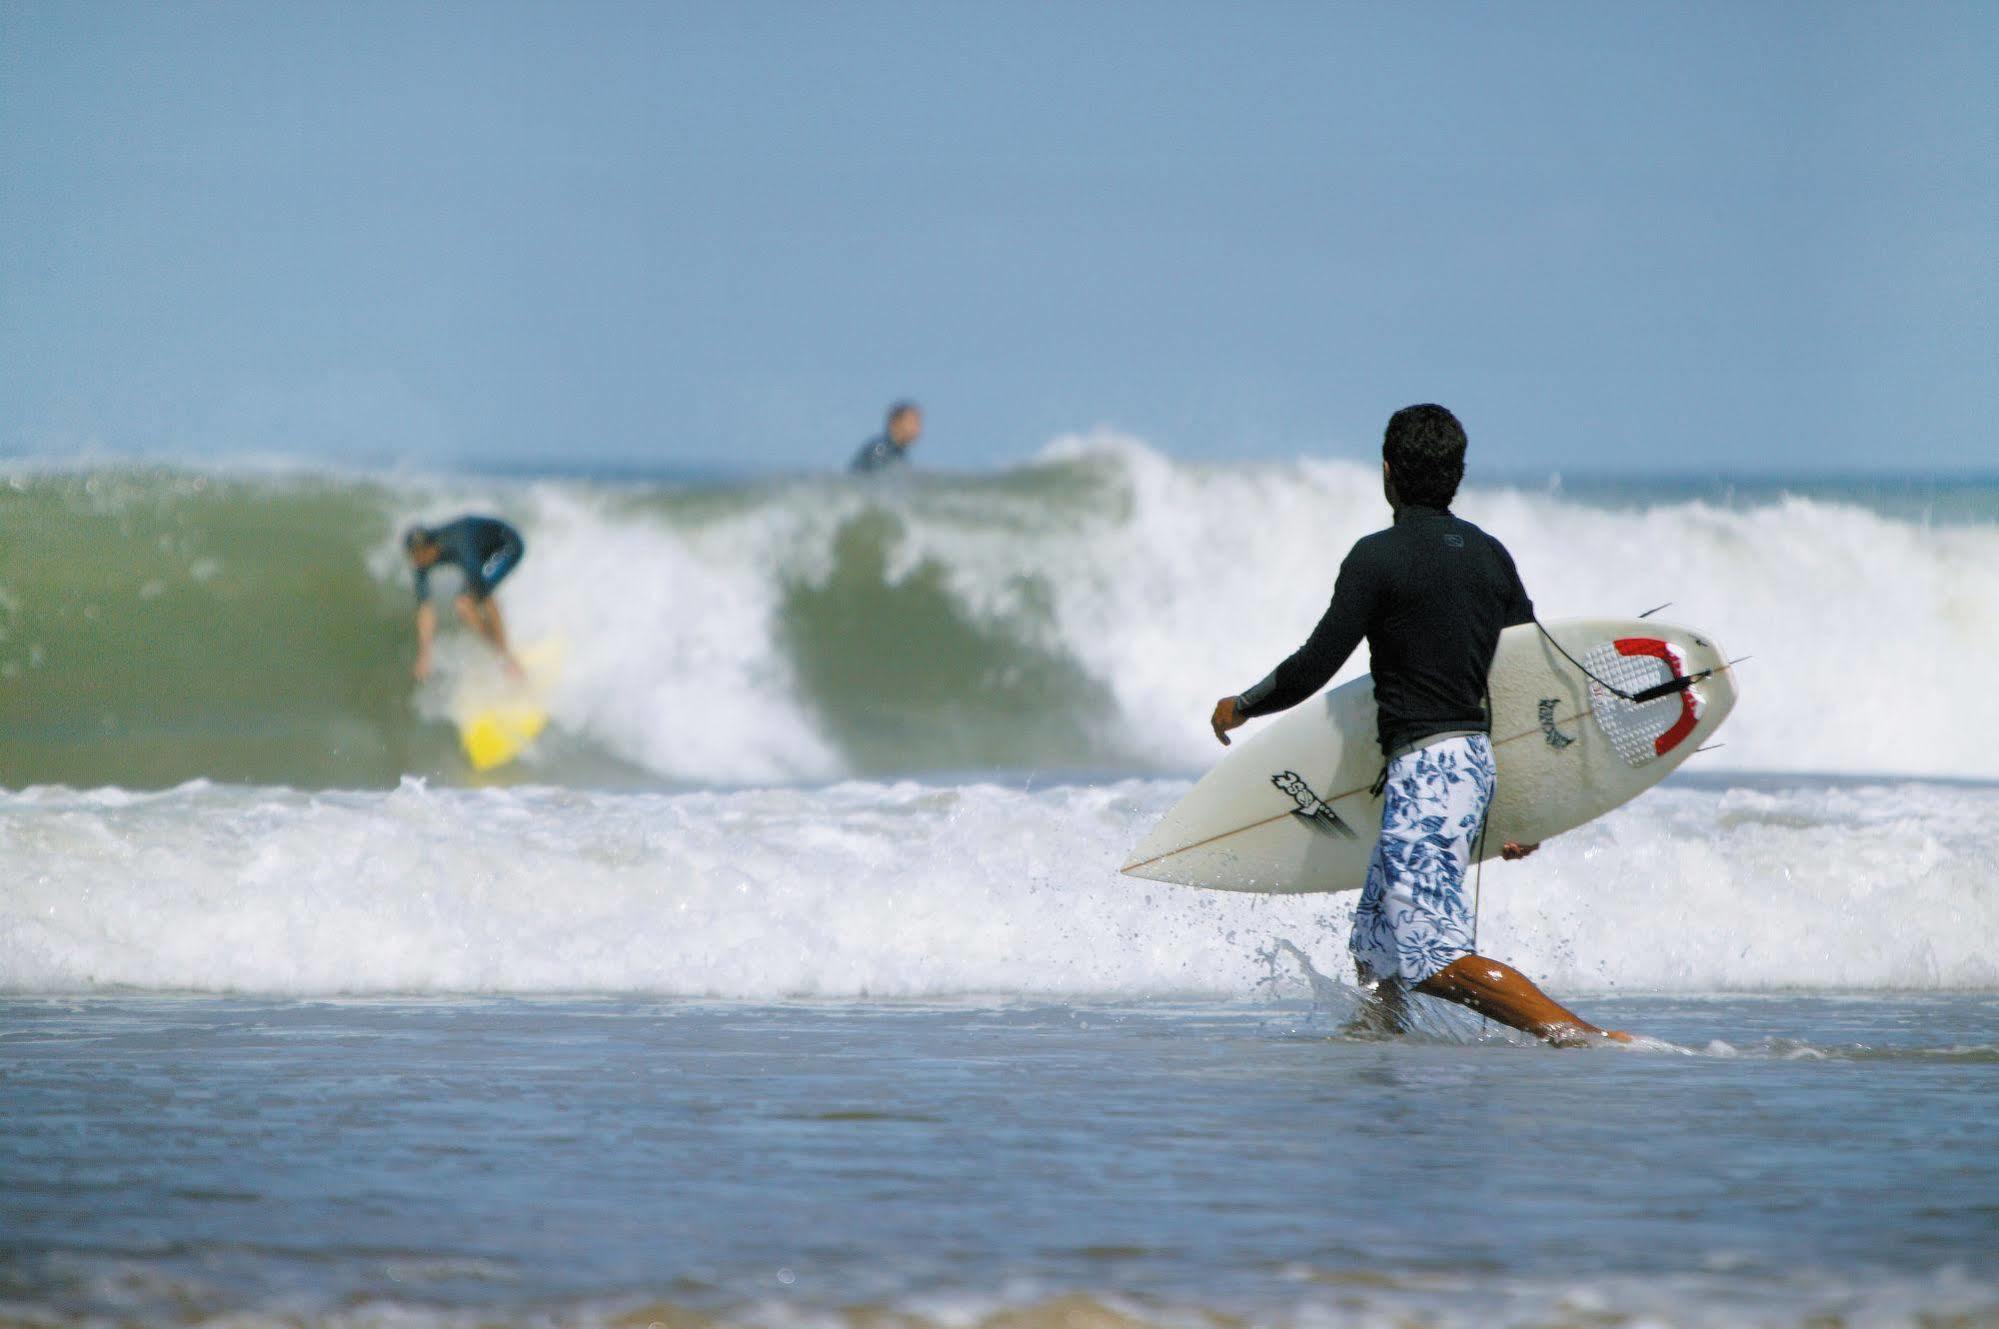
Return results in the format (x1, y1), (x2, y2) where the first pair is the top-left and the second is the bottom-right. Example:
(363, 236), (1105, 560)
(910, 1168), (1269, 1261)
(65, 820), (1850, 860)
(404, 515), (526, 682)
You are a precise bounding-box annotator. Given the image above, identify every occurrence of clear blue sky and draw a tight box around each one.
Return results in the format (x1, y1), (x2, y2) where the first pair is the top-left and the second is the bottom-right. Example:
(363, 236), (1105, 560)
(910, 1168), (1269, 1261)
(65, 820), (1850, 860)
(2, 2), (1993, 473)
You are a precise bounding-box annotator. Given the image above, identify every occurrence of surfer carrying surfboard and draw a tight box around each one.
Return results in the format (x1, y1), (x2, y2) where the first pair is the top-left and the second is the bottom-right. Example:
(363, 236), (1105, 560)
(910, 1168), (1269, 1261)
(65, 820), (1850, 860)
(404, 516), (526, 682)
(1208, 405), (1628, 1046)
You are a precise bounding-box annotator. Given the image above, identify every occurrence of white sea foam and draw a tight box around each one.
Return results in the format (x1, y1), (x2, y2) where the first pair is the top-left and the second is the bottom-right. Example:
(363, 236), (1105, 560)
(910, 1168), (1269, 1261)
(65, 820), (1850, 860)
(424, 433), (1999, 784)
(514, 483), (847, 786)
(10, 1274), (1995, 1329)
(4, 775), (1993, 996)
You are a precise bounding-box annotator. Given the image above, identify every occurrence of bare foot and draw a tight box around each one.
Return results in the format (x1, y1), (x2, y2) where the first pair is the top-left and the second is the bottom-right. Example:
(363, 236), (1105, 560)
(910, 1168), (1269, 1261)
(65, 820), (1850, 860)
(1340, 981), (1411, 1041)
(1340, 1007), (1404, 1041)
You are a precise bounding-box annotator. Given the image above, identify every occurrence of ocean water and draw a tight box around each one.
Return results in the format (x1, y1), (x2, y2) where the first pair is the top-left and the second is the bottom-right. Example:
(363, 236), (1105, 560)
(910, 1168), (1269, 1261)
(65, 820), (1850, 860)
(3, 438), (1997, 1327)
(5, 994), (1997, 1329)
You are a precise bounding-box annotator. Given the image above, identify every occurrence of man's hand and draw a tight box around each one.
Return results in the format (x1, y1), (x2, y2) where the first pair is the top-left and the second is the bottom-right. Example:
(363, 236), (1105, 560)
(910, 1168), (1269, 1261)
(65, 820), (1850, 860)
(413, 651), (433, 682)
(1211, 696), (1247, 746)
(1501, 841), (1539, 861)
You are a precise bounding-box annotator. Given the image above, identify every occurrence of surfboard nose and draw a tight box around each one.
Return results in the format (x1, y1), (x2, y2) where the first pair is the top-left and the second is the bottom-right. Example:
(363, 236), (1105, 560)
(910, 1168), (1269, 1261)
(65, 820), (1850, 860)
(1119, 821), (1183, 878)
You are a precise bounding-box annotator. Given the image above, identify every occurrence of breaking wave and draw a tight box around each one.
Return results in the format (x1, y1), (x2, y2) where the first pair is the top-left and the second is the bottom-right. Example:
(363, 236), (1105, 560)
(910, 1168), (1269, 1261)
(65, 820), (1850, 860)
(3, 437), (1996, 789)
(4, 774), (1994, 996)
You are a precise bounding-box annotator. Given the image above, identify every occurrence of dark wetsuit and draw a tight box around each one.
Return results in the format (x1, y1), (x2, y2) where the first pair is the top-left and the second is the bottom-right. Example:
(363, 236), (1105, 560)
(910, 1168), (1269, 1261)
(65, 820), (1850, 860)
(850, 435), (908, 474)
(1236, 505), (1533, 756)
(414, 516), (525, 603)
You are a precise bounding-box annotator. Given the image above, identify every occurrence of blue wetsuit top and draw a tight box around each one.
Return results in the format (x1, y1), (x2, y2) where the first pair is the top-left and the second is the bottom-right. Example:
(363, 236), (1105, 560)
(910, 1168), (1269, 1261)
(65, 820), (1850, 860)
(850, 434), (909, 474)
(414, 516), (525, 602)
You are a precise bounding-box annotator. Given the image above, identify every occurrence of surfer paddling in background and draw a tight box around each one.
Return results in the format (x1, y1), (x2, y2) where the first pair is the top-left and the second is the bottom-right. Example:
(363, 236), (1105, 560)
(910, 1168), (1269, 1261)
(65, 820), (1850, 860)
(404, 516), (526, 682)
(1210, 405), (1629, 1047)
(850, 400), (923, 473)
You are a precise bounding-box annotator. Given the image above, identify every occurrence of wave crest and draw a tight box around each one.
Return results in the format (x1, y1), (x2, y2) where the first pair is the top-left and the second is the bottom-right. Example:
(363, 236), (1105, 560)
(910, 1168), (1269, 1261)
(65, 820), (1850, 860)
(4, 439), (1996, 788)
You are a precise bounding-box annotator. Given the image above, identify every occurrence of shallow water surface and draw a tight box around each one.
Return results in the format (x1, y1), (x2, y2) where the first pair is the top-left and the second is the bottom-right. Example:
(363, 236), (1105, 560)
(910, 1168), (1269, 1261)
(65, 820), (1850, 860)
(4, 994), (1995, 1327)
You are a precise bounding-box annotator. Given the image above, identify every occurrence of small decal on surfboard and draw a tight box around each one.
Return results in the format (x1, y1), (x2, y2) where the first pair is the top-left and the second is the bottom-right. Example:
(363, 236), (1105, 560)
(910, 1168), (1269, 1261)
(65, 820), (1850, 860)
(1271, 771), (1358, 839)
(1538, 699), (1576, 749)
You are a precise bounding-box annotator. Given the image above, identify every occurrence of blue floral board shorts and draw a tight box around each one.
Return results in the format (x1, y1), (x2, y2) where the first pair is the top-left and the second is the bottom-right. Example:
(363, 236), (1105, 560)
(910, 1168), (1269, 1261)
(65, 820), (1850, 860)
(1349, 733), (1497, 986)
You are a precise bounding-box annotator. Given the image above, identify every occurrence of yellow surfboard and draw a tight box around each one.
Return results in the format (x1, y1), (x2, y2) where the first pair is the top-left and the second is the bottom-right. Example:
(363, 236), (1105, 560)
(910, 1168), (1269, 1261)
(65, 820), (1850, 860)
(460, 703), (549, 771)
(452, 639), (565, 771)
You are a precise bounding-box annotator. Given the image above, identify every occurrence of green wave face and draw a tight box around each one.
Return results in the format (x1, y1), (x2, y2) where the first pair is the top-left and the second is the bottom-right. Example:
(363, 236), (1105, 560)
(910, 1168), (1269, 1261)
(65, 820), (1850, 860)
(777, 507), (1115, 774)
(0, 463), (1131, 791)
(0, 469), (455, 788)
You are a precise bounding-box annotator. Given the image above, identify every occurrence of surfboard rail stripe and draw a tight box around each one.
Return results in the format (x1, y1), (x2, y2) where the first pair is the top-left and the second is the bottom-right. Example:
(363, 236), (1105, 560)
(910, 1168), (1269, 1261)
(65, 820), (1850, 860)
(1120, 703), (1588, 874)
(1119, 655), (1739, 877)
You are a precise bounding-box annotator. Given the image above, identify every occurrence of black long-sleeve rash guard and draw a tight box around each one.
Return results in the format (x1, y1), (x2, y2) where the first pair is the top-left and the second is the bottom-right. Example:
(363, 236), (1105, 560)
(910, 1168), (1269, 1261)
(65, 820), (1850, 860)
(1236, 504), (1535, 757)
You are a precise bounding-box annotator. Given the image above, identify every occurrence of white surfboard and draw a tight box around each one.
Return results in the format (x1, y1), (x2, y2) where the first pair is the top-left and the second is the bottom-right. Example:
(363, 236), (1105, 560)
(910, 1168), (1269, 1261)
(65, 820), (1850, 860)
(1123, 618), (1738, 893)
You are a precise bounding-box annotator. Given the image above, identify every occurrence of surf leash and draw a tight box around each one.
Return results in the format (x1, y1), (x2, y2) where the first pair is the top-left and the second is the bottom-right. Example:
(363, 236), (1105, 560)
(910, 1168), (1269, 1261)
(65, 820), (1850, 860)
(1471, 687), (1495, 1038)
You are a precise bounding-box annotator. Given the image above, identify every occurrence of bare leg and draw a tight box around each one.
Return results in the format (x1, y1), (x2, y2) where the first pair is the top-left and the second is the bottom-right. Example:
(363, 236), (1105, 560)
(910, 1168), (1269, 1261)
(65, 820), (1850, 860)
(1416, 955), (1630, 1046)
(455, 594), (522, 676)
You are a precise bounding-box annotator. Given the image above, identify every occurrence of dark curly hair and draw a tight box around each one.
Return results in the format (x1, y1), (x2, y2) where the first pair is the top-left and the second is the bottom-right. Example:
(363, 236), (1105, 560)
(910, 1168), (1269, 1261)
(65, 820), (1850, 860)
(1382, 404), (1467, 509)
